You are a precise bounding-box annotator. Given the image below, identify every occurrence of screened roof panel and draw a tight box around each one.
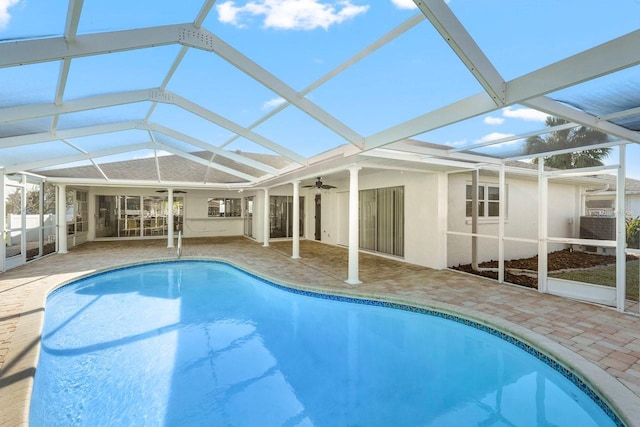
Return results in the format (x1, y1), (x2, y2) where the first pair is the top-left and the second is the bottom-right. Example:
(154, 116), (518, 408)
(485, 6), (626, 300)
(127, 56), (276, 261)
(0, 117), (52, 138)
(66, 130), (151, 152)
(225, 137), (284, 156)
(204, 3), (417, 91)
(252, 106), (348, 158)
(1, 140), (79, 166)
(38, 161), (103, 177)
(148, 103), (235, 144)
(415, 105), (552, 156)
(77, 0), (202, 35)
(56, 103), (151, 131)
(165, 48), (282, 128)
(0, 0), (65, 41)
(549, 65), (640, 131)
(96, 150), (161, 181)
(0, 61), (59, 108)
(151, 131), (205, 154)
(449, 0), (640, 81)
(309, 20), (483, 136)
(64, 46), (182, 100)
(1, 1), (639, 185)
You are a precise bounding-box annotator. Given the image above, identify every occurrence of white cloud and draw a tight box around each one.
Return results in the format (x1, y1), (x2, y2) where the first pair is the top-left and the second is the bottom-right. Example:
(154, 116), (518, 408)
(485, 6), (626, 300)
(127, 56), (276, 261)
(444, 139), (468, 148)
(483, 116), (504, 125)
(391, 0), (417, 9)
(502, 106), (548, 122)
(216, 0), (369, 30)
(475, 132), (521, 148)
(0, 0), (20, 30)
(263, 97), (286, 110)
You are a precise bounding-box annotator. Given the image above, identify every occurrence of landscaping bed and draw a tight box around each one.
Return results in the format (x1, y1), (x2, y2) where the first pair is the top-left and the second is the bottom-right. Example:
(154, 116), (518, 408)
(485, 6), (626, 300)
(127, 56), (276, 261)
(453, 249), (635, 289)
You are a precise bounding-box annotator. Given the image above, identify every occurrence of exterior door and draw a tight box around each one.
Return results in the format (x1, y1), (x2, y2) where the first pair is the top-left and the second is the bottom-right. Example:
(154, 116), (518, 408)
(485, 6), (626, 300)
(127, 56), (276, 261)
(315, 194), (321, 240)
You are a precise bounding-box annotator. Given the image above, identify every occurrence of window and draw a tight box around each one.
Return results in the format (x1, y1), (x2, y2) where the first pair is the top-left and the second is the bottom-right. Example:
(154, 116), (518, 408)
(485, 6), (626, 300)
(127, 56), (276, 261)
(66, 189), (88, 235)
(359, 186), (404, 257)
(466, 184), (502, 218)
(208, 198), (242, 217)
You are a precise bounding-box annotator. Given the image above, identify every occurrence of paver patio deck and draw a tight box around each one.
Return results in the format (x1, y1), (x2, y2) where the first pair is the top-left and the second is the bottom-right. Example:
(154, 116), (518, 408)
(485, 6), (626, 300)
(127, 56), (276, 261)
(2, 237), (640, 425)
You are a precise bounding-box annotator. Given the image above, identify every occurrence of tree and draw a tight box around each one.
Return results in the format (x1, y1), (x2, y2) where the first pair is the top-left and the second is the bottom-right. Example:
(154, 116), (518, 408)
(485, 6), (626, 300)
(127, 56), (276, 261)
(525, 117), (611, 169)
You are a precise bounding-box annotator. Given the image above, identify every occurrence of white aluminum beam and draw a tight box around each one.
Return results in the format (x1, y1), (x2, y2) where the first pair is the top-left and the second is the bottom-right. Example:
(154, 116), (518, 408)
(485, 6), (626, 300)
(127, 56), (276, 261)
(364, 148), (477, 169)
(508, 139), (628, 162)
(507, 29), (640, 105)
(1, 88), (306, 164)
(4, 142), (154, 174)
(148, 122), (279, 175)
(194, 0), (217, 28)
(43, 176), (250, 188)
(171, 94), (306, 163)
(448, 122), (579, 153)
(54, 59), (72, 106)
(219, 13), (425, 149)
(64, 0), (84, 42)
(599, 105), (640, 122)
(180, 28), (364, 148)
(524, 97), (640, 143)
(365, 29), (640, 150)
(0, 91), (151, 124)
(388, 140), (502, 165)
(0, 24), (187, 68)
(154, 142), (257, 182)
(414, 0), (505, 105)
(0, 121), (146, 148)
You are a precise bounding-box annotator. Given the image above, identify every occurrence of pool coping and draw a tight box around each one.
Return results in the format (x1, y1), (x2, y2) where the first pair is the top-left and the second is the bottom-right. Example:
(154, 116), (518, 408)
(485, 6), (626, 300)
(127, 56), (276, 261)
(3, 255), (640, 426)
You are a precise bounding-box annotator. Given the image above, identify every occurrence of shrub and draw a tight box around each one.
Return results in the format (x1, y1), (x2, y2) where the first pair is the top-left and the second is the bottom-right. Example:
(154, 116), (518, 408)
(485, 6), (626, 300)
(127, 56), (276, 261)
(626, 215), (640, 249)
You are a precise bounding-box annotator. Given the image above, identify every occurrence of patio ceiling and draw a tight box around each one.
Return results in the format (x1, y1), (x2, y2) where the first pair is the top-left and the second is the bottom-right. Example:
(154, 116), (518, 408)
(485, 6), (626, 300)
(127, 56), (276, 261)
(1, 0), (639, 188)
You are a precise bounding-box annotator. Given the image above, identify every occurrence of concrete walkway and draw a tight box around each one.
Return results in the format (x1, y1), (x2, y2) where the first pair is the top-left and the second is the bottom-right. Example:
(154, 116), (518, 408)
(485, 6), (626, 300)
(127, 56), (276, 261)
(2, 237), (640, 425)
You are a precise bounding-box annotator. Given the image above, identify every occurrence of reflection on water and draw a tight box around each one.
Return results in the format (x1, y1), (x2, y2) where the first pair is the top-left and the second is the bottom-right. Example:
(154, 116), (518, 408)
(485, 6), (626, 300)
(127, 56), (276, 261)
(31, 262), (615, 426)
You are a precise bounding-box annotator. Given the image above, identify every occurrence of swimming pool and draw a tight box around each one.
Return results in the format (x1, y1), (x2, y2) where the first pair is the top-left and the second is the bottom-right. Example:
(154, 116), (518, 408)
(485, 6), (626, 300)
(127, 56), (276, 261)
(30, 261), (620, 426)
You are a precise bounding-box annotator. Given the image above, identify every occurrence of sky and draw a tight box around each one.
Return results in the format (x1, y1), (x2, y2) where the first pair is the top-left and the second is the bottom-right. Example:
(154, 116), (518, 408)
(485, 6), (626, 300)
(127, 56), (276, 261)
(1, 0), (639, 178)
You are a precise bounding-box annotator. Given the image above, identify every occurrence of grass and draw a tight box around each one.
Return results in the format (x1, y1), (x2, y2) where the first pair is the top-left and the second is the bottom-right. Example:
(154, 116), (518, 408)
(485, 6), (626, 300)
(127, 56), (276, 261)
(550, 260), (640, 301)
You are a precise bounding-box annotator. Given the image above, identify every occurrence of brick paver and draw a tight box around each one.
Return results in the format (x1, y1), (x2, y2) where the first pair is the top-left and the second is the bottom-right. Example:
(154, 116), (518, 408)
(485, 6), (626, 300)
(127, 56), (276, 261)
(2, 237), (640, 425)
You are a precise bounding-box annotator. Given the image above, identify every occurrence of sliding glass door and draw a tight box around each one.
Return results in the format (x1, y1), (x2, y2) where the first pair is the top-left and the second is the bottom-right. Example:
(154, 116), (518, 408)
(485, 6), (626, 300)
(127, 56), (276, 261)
(359, 186), (404, 257)
(270, 196), (304, 239)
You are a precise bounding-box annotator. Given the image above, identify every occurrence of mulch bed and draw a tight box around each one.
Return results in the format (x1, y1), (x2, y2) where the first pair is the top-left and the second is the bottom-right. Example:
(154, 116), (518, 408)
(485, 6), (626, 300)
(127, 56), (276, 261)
(453, 249), (633, 289)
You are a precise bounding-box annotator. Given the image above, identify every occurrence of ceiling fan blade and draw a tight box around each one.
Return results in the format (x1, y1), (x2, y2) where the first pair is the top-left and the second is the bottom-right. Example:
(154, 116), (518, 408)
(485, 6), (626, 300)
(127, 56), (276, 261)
(321, 184), (336, 189)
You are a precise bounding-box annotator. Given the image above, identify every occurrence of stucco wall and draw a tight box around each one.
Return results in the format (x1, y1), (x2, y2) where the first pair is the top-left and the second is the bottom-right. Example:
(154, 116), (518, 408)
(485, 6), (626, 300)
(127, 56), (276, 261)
(304, 170), (447, 270)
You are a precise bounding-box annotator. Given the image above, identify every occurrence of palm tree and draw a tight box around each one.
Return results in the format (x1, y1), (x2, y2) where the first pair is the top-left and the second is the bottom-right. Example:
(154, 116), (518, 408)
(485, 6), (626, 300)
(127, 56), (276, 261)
(525, 117), (611, 169)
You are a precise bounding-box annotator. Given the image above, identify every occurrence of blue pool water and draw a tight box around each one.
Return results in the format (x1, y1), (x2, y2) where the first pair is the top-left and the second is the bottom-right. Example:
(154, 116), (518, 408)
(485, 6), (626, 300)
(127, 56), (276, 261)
(30, 261), (619, 426)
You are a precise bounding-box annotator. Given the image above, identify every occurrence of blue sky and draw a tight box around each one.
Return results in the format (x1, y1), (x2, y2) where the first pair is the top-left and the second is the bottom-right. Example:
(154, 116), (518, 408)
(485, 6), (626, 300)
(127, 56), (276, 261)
(1, 0), (639, 178)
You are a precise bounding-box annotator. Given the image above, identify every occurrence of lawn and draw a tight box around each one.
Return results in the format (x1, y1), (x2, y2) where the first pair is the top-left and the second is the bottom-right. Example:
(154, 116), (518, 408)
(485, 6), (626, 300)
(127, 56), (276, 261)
(550, 260), (640, 301)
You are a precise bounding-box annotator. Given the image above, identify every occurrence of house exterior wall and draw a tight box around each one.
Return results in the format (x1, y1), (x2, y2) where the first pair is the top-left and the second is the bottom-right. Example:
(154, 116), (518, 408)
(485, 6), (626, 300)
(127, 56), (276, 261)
(447, 173), (577, 267)
(627, 194), (640, 218)
(304, 170), (447, 270)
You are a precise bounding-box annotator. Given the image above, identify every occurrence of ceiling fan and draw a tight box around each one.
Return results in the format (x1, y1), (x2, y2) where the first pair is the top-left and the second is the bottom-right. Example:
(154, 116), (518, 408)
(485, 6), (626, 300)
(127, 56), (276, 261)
(302, 177), (336, 190)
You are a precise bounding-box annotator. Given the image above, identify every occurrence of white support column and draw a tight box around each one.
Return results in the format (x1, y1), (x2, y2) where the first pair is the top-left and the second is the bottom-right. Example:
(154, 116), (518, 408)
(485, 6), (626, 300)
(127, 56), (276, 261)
(263, 188), (270, 247)
(346, 166), (362, 285)
(20, 174), (27, 264)
(292, 181), (301, 259)
(167, 188), (174, 248)
(0, 171), (5, 272)
(471, 169), (479, 271)
(537, 159), (548, 292)
(57, 184), (67, 254)
(616, 145), (627, 312)
(498, 163), (505, 284)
